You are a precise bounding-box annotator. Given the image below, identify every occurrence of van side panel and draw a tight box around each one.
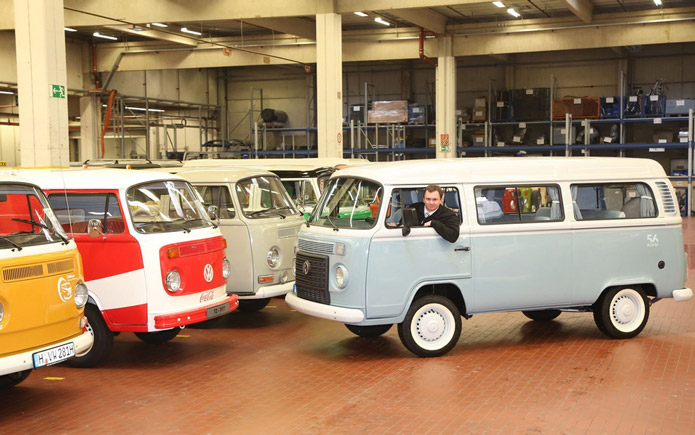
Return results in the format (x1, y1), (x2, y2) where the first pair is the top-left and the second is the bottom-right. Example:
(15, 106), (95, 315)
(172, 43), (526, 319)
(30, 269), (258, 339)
(570, 224), (686, 302)
(222, 219), (253, 294)
(469, 228), (572, 312)
(366, 227), (471, 318)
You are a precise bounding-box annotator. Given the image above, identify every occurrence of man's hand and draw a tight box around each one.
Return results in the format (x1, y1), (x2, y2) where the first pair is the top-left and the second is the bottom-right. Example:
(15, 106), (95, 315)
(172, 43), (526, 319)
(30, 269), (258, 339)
(423, 221), (432, 227)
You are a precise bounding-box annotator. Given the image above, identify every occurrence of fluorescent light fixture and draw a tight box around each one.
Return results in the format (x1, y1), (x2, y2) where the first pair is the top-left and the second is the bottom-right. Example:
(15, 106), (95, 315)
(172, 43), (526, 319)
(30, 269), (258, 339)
(126, 106), (165, 113)
(374, 17), (390, 26)
(64, 27), (77, 32)
(492, 1), (505, 7)
(0, 90), (14, 95)
(93, 32), (118, 41)
(181, 27), (202, 36)
(354, 11), (368, 17)
(151, 22), (168, 28)
(653, 0), (662, 5)
(507, 8), (520, 17)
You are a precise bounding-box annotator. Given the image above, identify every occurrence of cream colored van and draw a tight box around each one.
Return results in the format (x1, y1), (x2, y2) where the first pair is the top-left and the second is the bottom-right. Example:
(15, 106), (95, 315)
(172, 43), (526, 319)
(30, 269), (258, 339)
(177, 167), (304, 311)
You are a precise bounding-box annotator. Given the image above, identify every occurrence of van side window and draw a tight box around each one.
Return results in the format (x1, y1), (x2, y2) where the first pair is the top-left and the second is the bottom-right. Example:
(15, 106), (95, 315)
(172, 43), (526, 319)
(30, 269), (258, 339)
(195, 185), (235, 219)
(48, 193), (125, 233)
(571, 183), (656, 220)
(474, 186), (562, 224)
(385, 187), (462, 227)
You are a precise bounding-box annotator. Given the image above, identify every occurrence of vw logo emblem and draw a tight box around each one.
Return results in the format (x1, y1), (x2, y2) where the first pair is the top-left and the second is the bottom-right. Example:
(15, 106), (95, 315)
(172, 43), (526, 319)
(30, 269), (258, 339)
(57, 277), (72, 302)
(303, 260), (311, 275)
(203, 264), (214, 282)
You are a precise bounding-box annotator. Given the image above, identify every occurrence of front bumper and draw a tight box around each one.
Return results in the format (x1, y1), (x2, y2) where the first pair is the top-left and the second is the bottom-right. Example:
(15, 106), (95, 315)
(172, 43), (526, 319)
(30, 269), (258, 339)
(285, 292), (364, 323)
(672, 287), (693, 302)
(0, 329), (94, 376)
(238, 281), (294, 300)
(153, 295), (238, 329)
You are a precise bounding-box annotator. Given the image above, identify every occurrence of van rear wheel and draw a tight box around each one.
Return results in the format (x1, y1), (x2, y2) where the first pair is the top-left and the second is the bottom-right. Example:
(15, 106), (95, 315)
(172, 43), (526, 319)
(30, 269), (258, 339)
(593, 287), (649, 339)
(398, 295), (461, 357)
(134, 328), (181, 344)
(67, 304), (113, 368)
(345, 324), (392, 338)
(522, 309), (561, 322)
(0, 370), (31, 389)
(238, 298), (271, 312)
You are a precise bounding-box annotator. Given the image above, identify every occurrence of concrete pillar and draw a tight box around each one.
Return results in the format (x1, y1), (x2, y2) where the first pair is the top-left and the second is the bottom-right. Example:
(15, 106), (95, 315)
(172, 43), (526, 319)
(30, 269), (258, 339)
(79, 95), (101, 162)
(316, 13), (343, 158)
(436, 36), (456, 159)
(14, 0), (70, 167)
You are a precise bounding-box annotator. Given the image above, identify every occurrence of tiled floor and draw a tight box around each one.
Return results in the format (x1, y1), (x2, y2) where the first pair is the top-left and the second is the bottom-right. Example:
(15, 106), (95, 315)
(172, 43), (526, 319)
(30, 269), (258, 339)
(3, 221), (695, 434)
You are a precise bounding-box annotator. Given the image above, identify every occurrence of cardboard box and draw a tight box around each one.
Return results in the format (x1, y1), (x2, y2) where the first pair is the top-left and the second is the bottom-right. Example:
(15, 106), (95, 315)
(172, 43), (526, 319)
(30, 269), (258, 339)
(368, 100), (407, 124)
(472, 98), (487, 121)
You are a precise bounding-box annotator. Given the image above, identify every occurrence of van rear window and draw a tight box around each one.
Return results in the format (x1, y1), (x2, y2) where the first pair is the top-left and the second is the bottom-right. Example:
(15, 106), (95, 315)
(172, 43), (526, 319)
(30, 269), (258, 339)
(474, 185), (562, 224)
(571, 183), (656, 220)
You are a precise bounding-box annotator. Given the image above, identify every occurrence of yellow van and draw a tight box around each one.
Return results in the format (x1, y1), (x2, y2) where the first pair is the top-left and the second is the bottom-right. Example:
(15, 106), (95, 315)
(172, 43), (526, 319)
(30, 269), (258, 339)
(0, 173), (93, 388)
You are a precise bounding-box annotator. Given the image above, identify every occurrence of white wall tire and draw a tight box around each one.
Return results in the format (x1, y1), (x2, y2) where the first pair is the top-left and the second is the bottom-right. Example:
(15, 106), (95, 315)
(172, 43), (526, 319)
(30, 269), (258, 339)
(593, 287), (649, 339)
(398, 295), (461, 357)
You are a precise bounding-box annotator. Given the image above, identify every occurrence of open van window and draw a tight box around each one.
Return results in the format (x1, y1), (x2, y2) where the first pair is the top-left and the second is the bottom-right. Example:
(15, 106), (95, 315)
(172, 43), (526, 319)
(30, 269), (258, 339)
(572, 182), (657, 220)
(385, 187), (462, 227)
(235, 176), (299, 219)
(474, 185), (563, 224)
(49, 193), (125, 234)
(0, 184), (67, 247)
(310, 178), (382, 229)
(127, 180), (212, 233)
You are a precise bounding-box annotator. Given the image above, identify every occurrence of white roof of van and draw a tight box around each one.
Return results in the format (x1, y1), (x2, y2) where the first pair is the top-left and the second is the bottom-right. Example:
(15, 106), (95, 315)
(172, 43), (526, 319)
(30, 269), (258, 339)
(0, 172), (42, 187)
(175, 167), (277, 183)
(334, 157), (668, 185)
(182, 157), (370, 171)
(10, 168), (187, 190)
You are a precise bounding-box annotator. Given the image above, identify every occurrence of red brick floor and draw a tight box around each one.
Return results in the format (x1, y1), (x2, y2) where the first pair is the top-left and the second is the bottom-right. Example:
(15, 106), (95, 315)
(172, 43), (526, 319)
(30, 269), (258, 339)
(3, 221), (695, 433)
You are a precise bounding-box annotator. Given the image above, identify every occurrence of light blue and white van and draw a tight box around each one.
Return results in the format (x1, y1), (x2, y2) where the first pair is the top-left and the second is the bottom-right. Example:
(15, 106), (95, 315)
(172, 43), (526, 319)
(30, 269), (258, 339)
(285, 157), (692, 357)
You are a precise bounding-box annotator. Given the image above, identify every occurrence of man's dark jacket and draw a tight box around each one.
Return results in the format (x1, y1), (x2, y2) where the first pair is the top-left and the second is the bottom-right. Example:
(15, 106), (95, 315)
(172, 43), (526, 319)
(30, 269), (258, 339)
(411, 202), (460, 243)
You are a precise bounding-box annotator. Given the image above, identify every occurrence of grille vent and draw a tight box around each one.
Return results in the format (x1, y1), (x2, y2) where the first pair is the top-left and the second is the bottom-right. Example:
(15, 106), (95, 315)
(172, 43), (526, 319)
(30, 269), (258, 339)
(47, 259), (74, 275)
(655, 181), (676, 214)
(3, 264), (44, 282)
(298, 238), (334, 255)
(278, 227), (298, 239)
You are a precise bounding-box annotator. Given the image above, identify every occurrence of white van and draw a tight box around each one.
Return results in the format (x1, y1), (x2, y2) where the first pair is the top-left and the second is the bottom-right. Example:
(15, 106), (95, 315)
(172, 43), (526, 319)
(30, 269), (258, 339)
(286, 157), (692, 357)
(176, 167), (303, 311)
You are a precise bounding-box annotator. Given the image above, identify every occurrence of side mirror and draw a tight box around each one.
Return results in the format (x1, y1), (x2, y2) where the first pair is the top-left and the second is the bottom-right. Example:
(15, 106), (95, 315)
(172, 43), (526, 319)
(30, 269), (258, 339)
(402, 226), (411, 237)
(87, 219), (103, 238)
(207, 205), (219, 221)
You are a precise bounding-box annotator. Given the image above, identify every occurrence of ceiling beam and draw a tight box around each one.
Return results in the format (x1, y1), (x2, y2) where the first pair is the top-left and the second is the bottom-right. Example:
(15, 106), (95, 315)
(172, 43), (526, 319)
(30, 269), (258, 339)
(244, 18), (316, 40)
(561, 0), (594, 24)
(387, 8), (447, 34)
(103, 25), (199, 46)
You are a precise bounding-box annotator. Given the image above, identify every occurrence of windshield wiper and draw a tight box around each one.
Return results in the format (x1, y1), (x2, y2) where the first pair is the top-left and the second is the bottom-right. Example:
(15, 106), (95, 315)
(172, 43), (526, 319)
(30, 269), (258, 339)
(12, 218), (69, 244)
(0, 235), (22, 251)
(324, 215), (339, 231)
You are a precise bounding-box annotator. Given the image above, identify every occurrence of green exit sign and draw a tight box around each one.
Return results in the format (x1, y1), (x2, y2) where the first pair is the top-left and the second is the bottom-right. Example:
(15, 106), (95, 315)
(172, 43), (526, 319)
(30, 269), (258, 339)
(50, 84), (65, 99)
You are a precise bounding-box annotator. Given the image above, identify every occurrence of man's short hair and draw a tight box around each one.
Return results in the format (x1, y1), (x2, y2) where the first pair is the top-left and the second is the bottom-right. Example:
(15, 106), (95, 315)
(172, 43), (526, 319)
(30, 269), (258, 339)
(425, 184), (444, 198)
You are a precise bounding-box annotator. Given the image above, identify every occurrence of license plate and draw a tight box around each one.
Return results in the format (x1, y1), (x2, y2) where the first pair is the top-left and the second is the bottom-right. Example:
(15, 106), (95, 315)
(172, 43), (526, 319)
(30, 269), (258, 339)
(33, 342), (76, 368)
(206, 302), (230, 319)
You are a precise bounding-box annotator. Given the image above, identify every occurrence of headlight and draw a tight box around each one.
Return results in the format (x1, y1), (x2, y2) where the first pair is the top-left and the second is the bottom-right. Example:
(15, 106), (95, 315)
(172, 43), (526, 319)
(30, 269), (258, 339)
(74, 282), (89, 308)
(267, 247), (280, 268)
(222, 258), (231, 280)
(165, 270), (182, 293)
(335, 265), (348, 289)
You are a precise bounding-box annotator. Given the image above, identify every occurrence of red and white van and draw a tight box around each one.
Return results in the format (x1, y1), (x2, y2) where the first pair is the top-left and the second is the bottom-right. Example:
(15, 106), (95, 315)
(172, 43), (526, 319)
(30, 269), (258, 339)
(20, 168), (237, 367)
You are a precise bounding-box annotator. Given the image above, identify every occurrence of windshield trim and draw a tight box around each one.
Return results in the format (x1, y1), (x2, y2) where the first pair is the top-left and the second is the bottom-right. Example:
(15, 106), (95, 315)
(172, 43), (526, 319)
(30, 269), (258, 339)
(235, 175), (300, 219)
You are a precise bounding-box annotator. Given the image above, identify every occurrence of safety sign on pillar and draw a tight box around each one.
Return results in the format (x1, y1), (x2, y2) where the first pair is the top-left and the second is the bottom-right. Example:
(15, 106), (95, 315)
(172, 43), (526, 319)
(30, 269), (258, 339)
(440, 133), (450, 153)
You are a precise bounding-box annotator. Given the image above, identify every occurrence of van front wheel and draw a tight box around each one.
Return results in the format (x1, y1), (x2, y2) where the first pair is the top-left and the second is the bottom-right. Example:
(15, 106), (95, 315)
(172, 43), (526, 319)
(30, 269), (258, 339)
(238, 298), (271, 312)
(593, 287), (649, 339)
(398, 295), (461, 357)
(0, 370), (31, 389)
(345, 324), (392, 338)
(134, 328), (181, 344)
(67, 304), (113, 368)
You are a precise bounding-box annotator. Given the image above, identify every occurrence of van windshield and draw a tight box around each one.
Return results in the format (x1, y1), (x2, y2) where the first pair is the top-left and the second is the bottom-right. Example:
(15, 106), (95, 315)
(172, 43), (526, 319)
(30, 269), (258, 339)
(0, 184), (67, 249)
(236, 176), (299, 219)
(127, 180), (213, 234)
(309, 178), (382, 229)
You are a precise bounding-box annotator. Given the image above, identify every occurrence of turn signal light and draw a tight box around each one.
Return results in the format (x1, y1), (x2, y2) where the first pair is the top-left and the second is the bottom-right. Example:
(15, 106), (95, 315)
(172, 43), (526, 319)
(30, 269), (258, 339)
(167, 247), (180, 259)
(258, 275), (274, 284)
(222, 238), (227, 249)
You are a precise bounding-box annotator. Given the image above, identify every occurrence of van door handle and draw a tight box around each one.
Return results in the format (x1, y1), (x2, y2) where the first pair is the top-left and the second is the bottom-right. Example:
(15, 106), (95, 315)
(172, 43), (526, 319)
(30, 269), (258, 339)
(455, 247), (470, 252)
